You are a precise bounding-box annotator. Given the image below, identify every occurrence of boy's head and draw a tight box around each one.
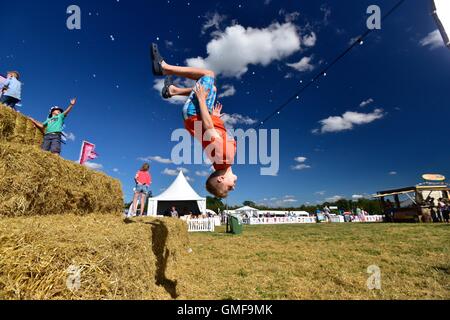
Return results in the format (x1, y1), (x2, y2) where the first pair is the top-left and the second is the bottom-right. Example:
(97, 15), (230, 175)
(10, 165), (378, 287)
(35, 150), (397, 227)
(7, 71), (20, 80)
(49, 106), (64, 118)
(141, 163), (150, 172)
(206, 169), (237, 198)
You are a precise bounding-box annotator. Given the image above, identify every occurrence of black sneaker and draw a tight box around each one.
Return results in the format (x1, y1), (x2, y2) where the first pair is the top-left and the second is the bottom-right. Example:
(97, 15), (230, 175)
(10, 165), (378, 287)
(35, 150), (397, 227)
(150, 43), (164, 76)
(162, 76), (174, 99)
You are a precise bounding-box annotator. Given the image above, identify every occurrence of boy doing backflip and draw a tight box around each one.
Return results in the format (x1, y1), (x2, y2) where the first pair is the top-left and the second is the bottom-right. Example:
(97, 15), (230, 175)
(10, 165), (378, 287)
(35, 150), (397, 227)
(150, 43), (237, 198)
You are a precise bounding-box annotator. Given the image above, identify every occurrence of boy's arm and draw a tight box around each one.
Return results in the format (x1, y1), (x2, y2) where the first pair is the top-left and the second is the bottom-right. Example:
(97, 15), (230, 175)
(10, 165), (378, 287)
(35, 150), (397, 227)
(29, 118), (46, 133)
(194, 84), (217, 133)
(63, 98), (77, 117)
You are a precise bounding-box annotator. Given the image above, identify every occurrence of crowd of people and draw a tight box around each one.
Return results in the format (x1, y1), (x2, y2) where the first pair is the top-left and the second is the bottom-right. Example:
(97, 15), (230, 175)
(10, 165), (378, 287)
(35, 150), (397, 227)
(426, 197), (450, 223)
(1, 70), (77, 156)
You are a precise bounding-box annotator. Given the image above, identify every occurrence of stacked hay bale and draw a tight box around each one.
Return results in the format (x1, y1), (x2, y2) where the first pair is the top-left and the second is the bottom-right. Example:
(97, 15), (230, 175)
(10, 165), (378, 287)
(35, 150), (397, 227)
(0, 215), (189, 299)
(0, 106), (44, 146)
(0, 104), (190, 299)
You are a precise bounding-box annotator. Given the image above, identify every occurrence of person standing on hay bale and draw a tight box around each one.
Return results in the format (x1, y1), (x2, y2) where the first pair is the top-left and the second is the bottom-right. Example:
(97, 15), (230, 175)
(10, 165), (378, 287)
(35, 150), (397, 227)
(0, 71), (22, 110)
(131, 163), (152, 217)
(29, 98), (77, 156)
(150, 43), (237, 198)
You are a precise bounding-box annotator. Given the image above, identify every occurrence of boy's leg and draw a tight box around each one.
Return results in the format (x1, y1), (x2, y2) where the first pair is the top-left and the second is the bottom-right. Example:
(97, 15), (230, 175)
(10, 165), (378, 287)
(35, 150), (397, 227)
(50, 135), (62, 155)
(169, 85), (194, 97)
(41, 135), (51, 152)
(162, 62), (214, 81)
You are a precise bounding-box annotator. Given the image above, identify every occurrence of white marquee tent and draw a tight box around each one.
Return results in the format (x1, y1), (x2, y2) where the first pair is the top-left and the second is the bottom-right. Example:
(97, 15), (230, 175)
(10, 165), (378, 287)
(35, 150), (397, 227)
(147, 171), (206, 216)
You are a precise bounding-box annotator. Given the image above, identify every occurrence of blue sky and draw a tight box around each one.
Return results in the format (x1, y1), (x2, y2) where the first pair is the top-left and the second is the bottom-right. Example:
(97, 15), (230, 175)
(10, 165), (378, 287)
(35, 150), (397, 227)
(1, 0), (449, 206)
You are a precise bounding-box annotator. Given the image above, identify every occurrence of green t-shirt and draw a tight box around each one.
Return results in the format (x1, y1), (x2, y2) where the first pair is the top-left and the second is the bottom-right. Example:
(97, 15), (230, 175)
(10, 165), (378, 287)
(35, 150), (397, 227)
(43, 113), (65, 134)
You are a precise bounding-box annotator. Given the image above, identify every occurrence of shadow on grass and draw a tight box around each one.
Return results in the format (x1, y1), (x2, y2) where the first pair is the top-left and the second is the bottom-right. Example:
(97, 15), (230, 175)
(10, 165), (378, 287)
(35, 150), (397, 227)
(150, 220), (179, 299)
(123, 217), (179, 299)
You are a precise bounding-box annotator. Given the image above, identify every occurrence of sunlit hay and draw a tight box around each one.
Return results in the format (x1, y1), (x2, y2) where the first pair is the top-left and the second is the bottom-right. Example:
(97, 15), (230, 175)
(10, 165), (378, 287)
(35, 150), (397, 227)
(0, 215), (189, 300)
(0, 105), (43, 146)
(0, 142), (123, 217)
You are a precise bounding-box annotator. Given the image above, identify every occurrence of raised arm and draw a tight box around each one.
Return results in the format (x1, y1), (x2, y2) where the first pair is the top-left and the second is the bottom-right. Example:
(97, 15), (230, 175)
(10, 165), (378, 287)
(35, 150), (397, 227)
(194, 84), (215, 131)
(63, 98), (77, 117)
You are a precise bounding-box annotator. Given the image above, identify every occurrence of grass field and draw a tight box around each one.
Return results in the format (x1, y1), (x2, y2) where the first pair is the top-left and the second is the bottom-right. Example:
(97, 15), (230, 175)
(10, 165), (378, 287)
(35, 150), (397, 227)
(177, 223), (449, 300)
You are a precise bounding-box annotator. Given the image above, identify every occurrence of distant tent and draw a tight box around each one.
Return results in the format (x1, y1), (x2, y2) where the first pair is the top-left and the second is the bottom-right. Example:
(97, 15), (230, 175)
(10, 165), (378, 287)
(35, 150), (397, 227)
(147, 171), (206, 216)
(235, 206), (259, 217)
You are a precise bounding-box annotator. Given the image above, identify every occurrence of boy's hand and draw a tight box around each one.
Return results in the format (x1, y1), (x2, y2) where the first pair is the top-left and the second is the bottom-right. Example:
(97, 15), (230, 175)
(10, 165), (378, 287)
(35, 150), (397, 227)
(213, 102), (223, 117)
(70, 98), (77, 105)
(194, 84), (210, 102)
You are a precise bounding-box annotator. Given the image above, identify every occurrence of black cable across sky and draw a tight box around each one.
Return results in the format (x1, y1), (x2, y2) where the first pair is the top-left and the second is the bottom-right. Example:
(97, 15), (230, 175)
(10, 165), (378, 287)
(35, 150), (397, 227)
(255, 0), (406, 129)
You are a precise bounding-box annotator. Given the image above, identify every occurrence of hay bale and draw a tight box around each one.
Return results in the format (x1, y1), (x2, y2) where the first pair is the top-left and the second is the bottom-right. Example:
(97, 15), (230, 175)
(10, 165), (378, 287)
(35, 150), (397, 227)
(0, 215), (189, 300)
(0, 142), (123, 217)
(0, 105), (43, 146)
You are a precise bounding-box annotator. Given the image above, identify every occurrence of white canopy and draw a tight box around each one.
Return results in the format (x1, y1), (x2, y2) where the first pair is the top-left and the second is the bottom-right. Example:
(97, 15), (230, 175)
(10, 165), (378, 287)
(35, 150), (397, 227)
(236, 206), (259, 212)
(147, 171), (206, 216)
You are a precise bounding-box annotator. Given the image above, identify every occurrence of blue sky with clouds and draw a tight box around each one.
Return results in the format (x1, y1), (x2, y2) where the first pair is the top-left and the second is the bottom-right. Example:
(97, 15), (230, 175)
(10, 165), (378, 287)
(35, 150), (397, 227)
(1, 0), (449, 206)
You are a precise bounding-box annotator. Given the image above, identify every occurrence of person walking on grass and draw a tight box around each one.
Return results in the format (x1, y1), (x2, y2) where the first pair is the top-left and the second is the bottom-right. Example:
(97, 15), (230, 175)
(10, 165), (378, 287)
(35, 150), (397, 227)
(29, 98), (77, 156)
(132, 163), (152, 217)
(0, 71), (22, 110)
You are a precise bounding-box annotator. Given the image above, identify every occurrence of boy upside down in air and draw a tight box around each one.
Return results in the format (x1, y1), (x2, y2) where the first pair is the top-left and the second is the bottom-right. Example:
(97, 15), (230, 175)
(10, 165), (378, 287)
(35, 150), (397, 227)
(150, 43), (237, 198)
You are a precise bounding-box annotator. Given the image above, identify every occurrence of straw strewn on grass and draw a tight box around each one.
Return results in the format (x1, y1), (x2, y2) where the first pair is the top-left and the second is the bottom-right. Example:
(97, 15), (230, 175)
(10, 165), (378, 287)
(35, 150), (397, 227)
(0, 215), (189, 300)
(0, 142), (123, 217)
(0, 105), (43, 146)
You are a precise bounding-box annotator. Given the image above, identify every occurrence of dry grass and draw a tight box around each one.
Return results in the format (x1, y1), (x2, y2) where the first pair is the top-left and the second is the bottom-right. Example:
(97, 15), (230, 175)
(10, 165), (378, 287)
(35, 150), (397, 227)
(178, 223), (450, 300)
(0, 105), (43, 146)
(0, 215), (189, 300)
(0, 142), (123, 217)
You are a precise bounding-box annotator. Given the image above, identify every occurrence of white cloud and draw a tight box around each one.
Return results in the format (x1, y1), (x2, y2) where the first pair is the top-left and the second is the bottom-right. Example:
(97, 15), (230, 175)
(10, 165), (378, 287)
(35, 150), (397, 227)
(84, 162), (103, 170)
(221, 113), (258, 128)
(287, 56), (315, 72)
(419, 30), (444, 50)
(326, 195), (343, 202)
(352, 195), (365, 200)
(360, 98), (374, 107)
(195, 170), (210, 177)
(315, 109), (385, 134)
(302, 32), (317, 47)
(279, 10), (300, 23)
(162, 168), (189, 176)
(292, 164), (311, 171)
(202, 12), (227, 34)
(218, 84), (236, 98)
(113, 168), (120, 173)
(186, 22), (302, 78)
(153, 79), (188, 105)
(389, 171), (398, 175)
(63, 132), (76, 142)
(295, 157), (307, 163)
(315, 191), (326, 196)
(138, 156), (173, 164)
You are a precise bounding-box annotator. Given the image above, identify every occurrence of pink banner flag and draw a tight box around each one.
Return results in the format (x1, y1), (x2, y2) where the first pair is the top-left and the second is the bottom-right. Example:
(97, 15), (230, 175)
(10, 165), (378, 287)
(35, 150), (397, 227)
(79, 141), (98, 165)
(0, 75), (6, 85)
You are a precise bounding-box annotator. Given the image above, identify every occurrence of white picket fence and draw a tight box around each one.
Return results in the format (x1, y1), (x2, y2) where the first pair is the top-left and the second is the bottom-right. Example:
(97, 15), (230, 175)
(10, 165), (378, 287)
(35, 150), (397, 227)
(187, 218), (216, 232)
(245, 217), (317, 225)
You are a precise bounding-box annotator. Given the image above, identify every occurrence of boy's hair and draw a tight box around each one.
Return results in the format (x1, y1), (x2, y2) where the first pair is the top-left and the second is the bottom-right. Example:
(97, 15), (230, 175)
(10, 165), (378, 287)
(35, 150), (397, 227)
(206, 171), (228, 199)
(141, 163), (150, 171)
(7, 71), (20, 80)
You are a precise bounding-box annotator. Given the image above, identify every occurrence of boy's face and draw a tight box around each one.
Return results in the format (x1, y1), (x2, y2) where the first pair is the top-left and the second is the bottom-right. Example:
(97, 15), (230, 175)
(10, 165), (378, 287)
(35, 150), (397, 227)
(7, 73), (15, 79)
(208, 170), (238, 198)
(52, 110), (62, 117)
